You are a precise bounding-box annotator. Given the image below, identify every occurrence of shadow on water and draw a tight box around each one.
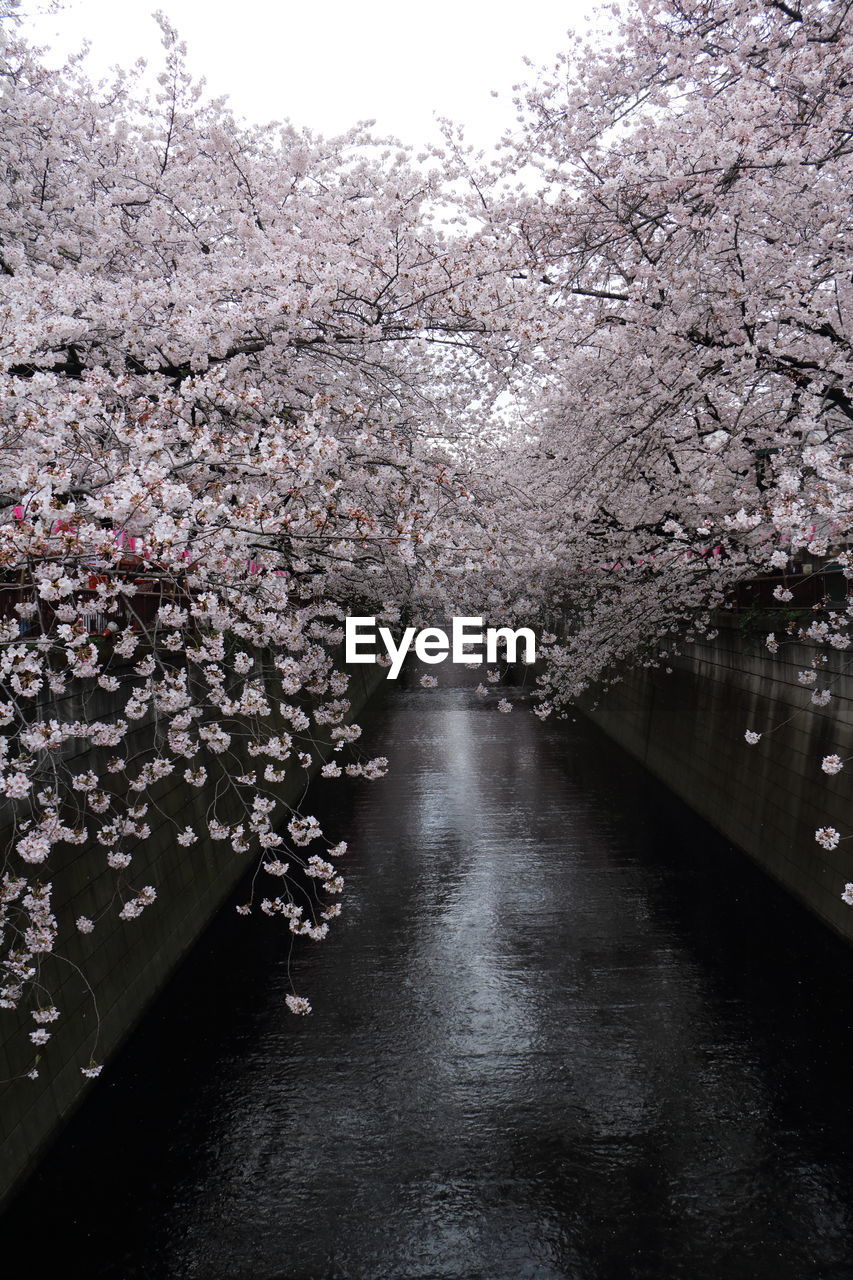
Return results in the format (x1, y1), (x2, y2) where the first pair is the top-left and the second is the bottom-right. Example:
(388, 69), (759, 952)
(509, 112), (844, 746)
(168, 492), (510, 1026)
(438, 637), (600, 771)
(3, 665), (853, 1279)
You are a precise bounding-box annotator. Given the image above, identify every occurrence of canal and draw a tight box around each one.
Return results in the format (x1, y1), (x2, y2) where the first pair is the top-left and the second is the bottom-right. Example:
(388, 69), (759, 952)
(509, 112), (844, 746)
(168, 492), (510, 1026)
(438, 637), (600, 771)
(4, 669), (853, 1278)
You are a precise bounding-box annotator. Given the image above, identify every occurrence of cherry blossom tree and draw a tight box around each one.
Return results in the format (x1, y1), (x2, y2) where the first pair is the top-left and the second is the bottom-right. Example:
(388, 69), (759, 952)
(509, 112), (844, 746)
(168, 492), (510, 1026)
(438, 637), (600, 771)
(474, 0), (853, 915)
(484, 0), (853, 704)
(0, 7), (528, 1075)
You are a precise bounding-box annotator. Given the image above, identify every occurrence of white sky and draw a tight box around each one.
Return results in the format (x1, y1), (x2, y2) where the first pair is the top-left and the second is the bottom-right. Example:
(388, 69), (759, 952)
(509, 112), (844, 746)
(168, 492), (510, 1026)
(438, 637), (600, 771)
(22, 0), (598, 153)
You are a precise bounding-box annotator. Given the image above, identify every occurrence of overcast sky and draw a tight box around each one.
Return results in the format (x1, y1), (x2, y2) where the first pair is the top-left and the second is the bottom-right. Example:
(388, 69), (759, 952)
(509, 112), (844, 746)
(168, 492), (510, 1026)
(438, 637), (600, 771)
(23, 0), (598, 153)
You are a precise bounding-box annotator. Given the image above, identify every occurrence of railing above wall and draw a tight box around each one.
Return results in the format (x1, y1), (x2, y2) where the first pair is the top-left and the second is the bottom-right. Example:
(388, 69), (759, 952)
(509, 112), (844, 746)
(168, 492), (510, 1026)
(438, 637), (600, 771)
(730, 564), (849, 612)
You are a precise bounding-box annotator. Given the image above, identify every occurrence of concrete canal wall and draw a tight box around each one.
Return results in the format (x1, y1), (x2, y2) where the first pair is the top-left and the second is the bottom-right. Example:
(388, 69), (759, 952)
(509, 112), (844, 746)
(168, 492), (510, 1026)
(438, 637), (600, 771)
(583, 616), (853, 944)
(0, 660), (385, 1207)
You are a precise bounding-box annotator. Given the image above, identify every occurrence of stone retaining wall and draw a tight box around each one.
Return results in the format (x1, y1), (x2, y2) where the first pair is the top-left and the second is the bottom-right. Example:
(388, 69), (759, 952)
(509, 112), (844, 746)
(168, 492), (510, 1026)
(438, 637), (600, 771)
(583, 617), (853, 943)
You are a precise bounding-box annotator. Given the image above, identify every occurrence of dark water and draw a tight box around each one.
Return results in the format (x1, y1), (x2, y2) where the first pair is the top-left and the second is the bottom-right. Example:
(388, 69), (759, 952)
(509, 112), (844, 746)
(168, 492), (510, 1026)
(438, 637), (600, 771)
(5, 670), (853, 1279)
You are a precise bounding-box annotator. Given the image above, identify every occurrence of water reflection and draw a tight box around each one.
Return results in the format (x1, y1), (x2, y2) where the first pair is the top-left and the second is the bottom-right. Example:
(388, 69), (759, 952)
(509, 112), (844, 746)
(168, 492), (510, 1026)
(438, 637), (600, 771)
(4, 670), (853, 1279)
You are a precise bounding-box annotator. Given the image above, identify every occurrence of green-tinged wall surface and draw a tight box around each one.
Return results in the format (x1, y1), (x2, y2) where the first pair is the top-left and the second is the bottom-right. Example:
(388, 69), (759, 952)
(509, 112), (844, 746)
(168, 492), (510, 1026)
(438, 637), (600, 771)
(583, 617), (853, 943)
(0, 660), (385, 1207)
